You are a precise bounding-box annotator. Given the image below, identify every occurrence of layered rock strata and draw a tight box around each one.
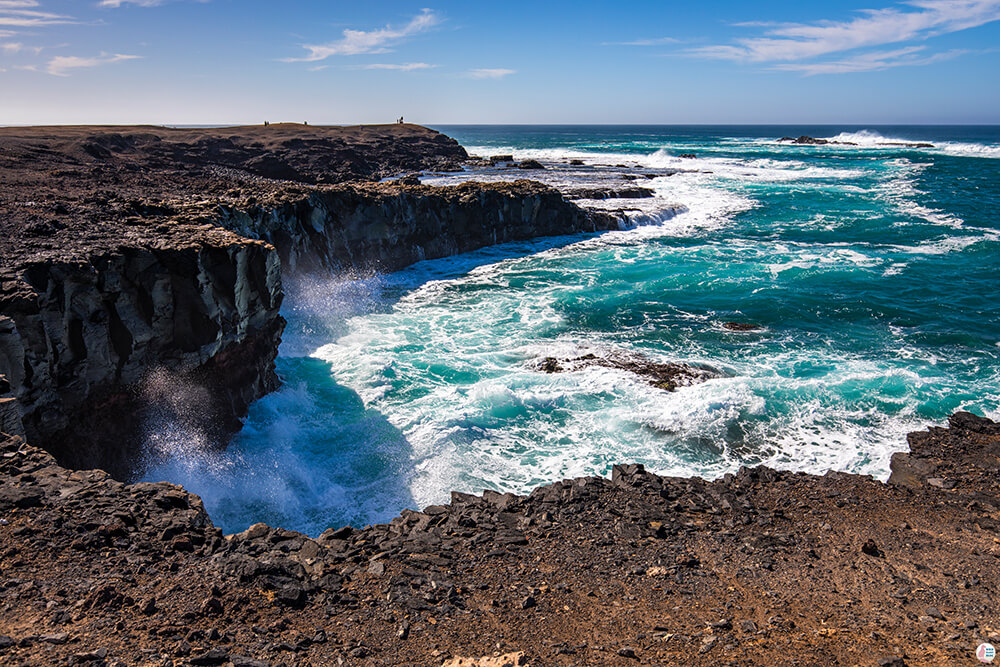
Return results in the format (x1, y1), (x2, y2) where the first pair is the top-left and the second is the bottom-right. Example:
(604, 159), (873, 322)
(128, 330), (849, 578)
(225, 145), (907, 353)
(0, 413), (998, 664)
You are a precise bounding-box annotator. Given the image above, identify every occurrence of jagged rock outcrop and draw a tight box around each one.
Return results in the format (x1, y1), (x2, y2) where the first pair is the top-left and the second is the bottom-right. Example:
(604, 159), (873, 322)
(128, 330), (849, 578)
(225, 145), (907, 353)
(0, 234), (283, 478)
(564, 186), (655, 200)
(217, 179), (624, 275)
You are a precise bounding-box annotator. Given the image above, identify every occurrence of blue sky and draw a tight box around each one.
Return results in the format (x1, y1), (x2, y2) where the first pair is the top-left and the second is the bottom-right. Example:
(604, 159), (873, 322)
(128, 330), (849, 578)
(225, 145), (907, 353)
(1, 0), (999, 124)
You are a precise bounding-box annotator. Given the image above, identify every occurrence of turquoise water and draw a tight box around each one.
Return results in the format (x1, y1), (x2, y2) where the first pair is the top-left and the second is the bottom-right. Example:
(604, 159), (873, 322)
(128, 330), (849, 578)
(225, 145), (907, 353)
(143, 126), (1000, 536)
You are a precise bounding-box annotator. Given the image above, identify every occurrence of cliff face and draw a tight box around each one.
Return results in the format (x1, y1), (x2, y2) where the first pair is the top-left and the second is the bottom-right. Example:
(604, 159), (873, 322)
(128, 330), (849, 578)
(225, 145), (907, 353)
(0, 374), (22, 438)
(0, 235), (283, 478)
(218, 179), (625, 275)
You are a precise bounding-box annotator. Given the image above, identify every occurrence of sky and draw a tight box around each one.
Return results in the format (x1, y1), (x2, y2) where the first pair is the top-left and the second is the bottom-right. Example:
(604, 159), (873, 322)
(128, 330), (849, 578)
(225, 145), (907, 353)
(1, 0), (999, 125)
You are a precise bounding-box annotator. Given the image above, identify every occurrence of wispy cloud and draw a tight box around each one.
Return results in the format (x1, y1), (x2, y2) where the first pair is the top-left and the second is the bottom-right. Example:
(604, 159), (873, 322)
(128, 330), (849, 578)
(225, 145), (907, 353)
(688, 0), (1000, 74)
(98, 0), (208, 7)
(773, 45), (969, 74)
(360, 62), (436, 71)
(98, 0), (165, 6)
(465, 68), (514, 79)
(286, 8), (439, 62)
(0, 0), (73, 27)
(46, 52), (140, 76)
(604, 37), (679, 46)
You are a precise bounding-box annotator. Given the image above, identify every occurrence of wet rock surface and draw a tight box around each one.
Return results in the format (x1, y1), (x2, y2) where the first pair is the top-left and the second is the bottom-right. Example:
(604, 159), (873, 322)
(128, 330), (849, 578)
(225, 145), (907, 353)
(563, 187), (655, 200)
(2, 414), (998, 665)
(778, 135), (935, 149)
(536, 353), (719, 391)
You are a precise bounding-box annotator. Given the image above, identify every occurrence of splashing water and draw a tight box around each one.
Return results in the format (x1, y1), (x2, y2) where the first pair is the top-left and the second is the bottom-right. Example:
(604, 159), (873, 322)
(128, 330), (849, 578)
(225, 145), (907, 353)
(143, 125), (1000, 536)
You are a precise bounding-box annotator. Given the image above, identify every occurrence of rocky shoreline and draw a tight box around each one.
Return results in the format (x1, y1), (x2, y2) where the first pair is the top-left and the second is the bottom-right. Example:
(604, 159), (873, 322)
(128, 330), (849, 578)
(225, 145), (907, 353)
(1, 414), (998, 665)
(0, 124), (620, 477)
(1, 124), (998, 666)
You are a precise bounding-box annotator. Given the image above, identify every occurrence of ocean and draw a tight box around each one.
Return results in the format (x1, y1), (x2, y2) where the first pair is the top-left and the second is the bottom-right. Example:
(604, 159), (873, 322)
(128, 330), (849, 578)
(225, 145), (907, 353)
(142, 125), (1000, 536)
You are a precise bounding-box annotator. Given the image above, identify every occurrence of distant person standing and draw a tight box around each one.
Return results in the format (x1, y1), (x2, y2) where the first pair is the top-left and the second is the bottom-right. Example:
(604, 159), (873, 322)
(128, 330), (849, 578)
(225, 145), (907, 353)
(398, 116), (404, 124)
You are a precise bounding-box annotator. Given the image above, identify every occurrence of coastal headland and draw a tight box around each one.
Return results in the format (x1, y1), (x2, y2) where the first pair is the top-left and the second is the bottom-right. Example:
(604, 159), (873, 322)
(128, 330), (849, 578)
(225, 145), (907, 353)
(0, 124), (998, 665)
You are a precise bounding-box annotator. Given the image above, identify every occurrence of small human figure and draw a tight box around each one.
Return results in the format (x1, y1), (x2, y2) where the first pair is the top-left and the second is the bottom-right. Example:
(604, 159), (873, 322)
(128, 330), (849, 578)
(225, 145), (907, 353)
(398, 116), (404, 124)
(264, 120), (269, 126)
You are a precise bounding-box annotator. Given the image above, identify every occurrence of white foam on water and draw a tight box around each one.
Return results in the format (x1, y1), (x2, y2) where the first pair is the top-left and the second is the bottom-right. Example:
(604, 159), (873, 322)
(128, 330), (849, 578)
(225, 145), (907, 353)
(766, 245), (883, 276)
(874, 158), (965, 228)
(142, 132), (1000, 535)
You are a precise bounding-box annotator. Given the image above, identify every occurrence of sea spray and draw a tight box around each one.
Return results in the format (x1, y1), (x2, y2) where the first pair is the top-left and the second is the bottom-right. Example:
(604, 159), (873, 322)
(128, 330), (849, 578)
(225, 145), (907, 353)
(144, 125), (1000, 536)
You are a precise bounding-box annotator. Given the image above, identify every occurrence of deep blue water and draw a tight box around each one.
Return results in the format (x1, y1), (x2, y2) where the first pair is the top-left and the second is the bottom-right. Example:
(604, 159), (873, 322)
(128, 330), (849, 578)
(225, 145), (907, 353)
(143, 126), (1000, 536)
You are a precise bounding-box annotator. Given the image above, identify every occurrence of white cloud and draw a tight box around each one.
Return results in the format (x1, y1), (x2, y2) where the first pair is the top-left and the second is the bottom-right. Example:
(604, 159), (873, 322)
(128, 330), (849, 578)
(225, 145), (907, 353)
(98, 0), (166, 7)
(0, 10), (72, 26)
(0, 0), (72, 31)
(360, 62), (436, 71)
(46, 52), (140, 76)
(772, 45), (968, 74)
(287, 8), (439, 62)
(465, 68), (515, 79)
(687, 0), (1000, 73)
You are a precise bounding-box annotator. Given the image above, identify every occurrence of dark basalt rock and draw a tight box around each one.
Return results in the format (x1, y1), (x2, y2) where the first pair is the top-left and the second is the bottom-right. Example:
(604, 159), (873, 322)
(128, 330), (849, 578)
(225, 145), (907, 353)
(517, 159), (545, 170)
(723, 322), (762, 331)
(489, 154), (515, 165)
(564, 187), (655, 200)
(778, 135), (933, 149)
(536, 352), (719, 391)
(0, 125), (622, 479)
(2, 414), (999, 664)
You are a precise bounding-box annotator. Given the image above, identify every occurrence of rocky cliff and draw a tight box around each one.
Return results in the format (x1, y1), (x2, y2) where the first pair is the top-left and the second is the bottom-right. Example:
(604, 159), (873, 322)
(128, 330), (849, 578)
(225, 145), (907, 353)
(218, 179), (623, 275)
(0, 232), (283, 479)
(0, 124), (617, 477)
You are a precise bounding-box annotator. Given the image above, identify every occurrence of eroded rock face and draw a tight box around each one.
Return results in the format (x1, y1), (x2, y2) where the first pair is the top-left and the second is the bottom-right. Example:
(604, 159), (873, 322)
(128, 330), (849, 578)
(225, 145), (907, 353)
(0, 374), (22, 438)
(0, 237), (283, 478)
(217, 180), (624, 275)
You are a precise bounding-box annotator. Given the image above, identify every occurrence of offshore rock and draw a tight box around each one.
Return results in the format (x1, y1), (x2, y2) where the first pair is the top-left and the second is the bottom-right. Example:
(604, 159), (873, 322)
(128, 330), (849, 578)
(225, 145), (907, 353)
(536, 352), (720, 391)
